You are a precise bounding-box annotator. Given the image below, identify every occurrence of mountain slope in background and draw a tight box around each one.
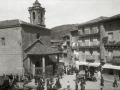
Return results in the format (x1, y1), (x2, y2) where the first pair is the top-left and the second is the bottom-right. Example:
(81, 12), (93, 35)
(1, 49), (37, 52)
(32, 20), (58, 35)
(51, 24), (78, 40)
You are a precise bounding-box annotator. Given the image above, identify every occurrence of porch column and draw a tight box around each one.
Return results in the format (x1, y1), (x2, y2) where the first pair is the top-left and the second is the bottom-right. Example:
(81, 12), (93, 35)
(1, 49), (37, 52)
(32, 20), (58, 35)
(33, 64), (35, 77)
(57, 54), (59, 63)
(42, 55), (47, 90)
(42, 56), (45, 73)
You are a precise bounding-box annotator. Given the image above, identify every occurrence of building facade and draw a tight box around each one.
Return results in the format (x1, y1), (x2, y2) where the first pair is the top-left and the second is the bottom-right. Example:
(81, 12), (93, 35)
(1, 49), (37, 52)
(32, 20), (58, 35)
(101, 15), (120, 78)
(70, 14), (120, 77)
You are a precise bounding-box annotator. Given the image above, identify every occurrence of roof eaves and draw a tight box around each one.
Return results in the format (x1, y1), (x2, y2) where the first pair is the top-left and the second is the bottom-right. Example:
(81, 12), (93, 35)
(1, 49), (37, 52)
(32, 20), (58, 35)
(70, 29), (78, 32)
(78, 16), (108, 27)
(24, 39), (43, 51)
(21, 23), (51, 31)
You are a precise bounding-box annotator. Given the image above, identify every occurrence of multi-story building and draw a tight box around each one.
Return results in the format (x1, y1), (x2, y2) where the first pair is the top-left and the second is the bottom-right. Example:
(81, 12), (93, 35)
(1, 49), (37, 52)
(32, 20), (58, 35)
(61, 34), (73, 65)
(70, 14), (120, 77)
(101, 15), (120, 78)
(77, 17), (104, 71)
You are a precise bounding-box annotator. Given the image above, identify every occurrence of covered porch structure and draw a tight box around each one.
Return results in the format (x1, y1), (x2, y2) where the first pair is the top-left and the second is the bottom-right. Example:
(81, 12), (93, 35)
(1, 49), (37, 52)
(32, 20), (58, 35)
(23, 40), (61, 77)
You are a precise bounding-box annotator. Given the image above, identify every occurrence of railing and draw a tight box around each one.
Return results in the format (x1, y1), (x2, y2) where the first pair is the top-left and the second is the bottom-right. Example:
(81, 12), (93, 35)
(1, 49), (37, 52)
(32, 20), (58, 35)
(78, 30), (83, 35)
(84, 42), (89, 46)
(79, 42), (84, 46)
(85, 30), (90, 34)
(24, 65), (53, 78)
(93, 41), (100, 46)
(90, 42), (93, 46)
(91, 29), (99, 34)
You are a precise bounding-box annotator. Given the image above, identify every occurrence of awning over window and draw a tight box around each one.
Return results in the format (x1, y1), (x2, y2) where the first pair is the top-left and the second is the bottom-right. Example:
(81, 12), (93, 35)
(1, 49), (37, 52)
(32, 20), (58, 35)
(89, 63), (100, 67)
(103, 64), (120, 70)
(76, 61), (88, 65)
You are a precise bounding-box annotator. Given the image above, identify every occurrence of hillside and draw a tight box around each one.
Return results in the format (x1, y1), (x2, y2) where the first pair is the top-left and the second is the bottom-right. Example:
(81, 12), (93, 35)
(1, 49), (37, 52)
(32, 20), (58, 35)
(51, 24), (78, 40)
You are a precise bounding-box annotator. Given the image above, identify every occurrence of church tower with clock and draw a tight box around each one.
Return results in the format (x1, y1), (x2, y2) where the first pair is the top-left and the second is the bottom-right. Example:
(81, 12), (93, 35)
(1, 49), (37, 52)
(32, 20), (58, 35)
(28, 0), (45, 27)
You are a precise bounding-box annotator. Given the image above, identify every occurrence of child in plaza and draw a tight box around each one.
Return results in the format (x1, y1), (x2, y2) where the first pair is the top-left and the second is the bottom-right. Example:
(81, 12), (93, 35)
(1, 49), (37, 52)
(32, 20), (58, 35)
(67, 81), (70, 88)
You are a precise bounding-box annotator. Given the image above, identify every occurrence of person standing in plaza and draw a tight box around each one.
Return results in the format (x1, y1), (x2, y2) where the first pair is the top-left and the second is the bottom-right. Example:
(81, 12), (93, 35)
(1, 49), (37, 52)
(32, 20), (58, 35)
(100, 76), (104, 87)
(81, 83), (85, 90)
(67, 81), (70, 88)
(75, 82), (78, 90)
(113, 76), (118, 87)
(80, 79), (84, 89)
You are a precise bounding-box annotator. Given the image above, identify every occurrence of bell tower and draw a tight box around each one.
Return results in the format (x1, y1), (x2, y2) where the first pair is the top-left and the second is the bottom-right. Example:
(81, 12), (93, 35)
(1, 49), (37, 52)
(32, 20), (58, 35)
(28, 0), (45, 27)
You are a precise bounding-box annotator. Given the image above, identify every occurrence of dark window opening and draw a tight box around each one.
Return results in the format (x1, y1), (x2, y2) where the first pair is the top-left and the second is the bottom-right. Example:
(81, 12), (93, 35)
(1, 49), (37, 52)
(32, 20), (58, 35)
(109, 69), (113, 75)
(33, 12), (36, 20)
(1, 37), (5, 46)
(41, 12), (43, 22)
(36, 34), (40, 39)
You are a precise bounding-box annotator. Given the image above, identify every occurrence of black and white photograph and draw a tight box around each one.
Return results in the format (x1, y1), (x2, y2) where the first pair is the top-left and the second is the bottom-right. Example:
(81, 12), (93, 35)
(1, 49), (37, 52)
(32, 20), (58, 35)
(0, 0), (120, 90)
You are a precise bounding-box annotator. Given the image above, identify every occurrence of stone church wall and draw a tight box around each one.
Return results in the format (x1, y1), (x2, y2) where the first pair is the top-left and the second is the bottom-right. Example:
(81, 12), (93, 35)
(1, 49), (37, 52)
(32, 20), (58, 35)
(0, 27), (23, 75)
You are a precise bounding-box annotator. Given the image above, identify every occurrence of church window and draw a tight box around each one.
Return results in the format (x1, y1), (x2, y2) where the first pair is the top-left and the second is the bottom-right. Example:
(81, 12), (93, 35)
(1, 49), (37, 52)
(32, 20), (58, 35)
(36, 34), (40, 39)
(41, 12), (43, 22)
(33, 12), (36, 20)
(1, 37), (5, 46)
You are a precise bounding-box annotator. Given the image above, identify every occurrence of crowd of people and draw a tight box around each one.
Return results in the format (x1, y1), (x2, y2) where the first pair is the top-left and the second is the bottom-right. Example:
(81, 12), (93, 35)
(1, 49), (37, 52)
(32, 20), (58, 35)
(0, 65), (119, 90)
(0, 73), (62, 90)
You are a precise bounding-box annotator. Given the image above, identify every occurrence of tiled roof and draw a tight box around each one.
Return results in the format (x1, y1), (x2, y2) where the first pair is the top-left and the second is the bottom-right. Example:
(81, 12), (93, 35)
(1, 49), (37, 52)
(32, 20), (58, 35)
(78, 16), (108, 27)
(0, 19), (50, 30)
(24, 40), (61, 55)
(78, 14), (120, 27)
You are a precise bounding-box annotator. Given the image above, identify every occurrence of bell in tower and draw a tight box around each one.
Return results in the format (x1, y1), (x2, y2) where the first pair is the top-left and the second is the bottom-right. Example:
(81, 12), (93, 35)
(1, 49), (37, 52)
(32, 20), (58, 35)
(28, 0), (45, 27)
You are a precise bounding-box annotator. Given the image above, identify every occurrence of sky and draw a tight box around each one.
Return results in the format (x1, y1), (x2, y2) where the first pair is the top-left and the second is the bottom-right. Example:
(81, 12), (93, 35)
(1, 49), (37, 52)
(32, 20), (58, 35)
(0, 0), (120, 28)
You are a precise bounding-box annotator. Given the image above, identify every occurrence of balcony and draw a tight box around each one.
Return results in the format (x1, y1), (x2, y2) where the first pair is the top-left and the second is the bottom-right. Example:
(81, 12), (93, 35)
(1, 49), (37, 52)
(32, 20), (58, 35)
(84, 42), (89, 46)
(79, 42), (84, 46)
(79, 41), (100, 49)
(85, 30), (90, 34)
(78, 30), (83, 36)
(93, 41), (100, 46)
(91, 29), (99, 34)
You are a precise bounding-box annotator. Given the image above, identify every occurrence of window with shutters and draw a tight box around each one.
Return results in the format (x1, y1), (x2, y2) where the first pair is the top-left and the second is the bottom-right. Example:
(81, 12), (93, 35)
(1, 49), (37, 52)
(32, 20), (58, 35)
(108, 33), (113, 41)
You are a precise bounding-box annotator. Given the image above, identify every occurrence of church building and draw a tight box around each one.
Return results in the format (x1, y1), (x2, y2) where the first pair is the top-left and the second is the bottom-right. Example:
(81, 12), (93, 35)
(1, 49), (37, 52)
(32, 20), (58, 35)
(0, 0), (60, 76)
